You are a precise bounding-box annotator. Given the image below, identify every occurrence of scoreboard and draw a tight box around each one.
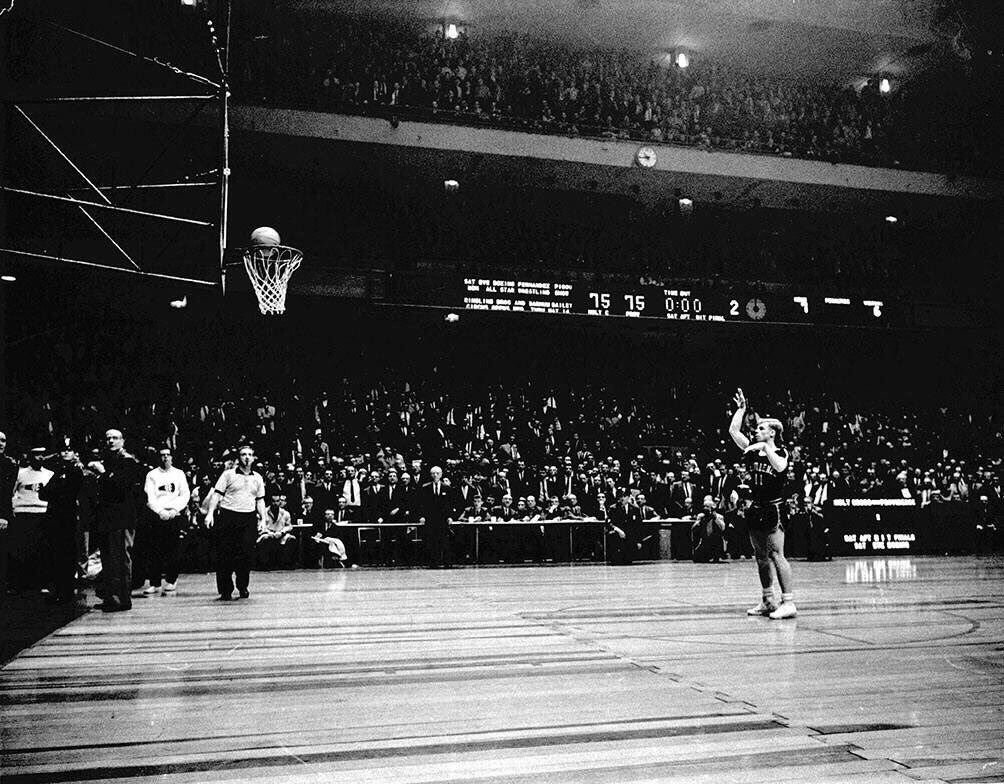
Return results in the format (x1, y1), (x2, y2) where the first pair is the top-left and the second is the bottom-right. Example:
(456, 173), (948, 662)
(460, 278), (890, 326)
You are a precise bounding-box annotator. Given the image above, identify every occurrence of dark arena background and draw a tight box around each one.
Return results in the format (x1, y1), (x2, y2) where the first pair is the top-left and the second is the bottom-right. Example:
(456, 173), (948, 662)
(1, 1), (1002, 783)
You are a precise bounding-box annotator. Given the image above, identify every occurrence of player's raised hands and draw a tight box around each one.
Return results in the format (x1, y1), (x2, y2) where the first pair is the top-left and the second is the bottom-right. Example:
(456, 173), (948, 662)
(733, 388), (747, 411)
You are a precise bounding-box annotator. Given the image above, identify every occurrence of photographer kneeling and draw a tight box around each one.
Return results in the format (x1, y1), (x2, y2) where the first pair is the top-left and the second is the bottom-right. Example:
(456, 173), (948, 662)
(691, 495), (726, 564)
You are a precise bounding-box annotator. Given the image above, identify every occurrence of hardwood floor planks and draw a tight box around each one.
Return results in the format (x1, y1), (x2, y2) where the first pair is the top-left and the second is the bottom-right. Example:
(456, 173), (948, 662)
(2, 556), (1002, 783)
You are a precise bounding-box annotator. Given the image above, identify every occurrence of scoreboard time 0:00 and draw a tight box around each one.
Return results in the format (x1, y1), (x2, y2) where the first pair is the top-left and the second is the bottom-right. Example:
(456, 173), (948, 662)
(586, 289), (733, 321)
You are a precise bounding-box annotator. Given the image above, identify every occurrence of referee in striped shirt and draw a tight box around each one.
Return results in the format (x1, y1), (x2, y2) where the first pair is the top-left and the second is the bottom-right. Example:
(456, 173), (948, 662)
(205, 446), (266, 600)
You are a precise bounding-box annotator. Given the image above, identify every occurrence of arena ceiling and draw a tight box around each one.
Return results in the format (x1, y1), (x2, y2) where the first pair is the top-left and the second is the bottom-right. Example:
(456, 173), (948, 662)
(293, 0), (952, 84)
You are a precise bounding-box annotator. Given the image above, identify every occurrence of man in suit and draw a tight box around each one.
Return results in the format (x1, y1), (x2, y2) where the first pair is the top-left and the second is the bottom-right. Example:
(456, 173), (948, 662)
(556, 460), (581, 500)
(416, 466), (453, 568)
(707, 461), (732, 507)
(606, 493), (642, 565)
(91, 430), (145, 612)
(361, 469), (384, 520)
(669, 471), (699, 517)
(452, 474), (479, 515)
(634, 491), (661, 560)
(454, 493), (488, 564)
(285, 466), (312, 517)
(510, 459), (533, 499)
(0, 431), (18, 596)
(487, 469), (512, 503)
(341, 465), (363, 512)
(312, 469), (339, 514)
(40, 441), (85, 604)
(313, 503), (357, 567)
(320, 496), (360, 564)
(539, 465), (562, 502)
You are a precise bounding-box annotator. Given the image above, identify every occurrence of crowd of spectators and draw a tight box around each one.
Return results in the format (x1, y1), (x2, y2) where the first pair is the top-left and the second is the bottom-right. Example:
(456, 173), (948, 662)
(1, 294), (999, 594)
(4, 351), (1000, 576)
(235, 10), (989, 173)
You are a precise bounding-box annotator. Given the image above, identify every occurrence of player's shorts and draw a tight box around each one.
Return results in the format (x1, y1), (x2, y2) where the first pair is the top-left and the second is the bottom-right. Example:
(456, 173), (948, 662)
(747, 501), (786, 535)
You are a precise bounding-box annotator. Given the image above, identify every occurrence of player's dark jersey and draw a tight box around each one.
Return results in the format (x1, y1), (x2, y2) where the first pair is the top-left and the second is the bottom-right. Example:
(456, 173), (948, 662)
(742, 445), (788, 506)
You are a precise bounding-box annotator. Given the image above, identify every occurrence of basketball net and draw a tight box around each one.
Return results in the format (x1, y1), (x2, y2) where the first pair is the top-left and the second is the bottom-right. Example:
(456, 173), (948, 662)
(241, 244), (302, 315)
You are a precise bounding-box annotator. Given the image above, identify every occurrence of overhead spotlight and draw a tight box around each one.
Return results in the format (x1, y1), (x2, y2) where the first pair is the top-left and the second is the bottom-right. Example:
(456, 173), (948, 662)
(444, 179), (460, 193)
(1, 274), (16, 282)
(885, 215), (898, 223)
(879, 77), (891, 94)
(445, 23), (459, 40)
(676, 52), (690, 69)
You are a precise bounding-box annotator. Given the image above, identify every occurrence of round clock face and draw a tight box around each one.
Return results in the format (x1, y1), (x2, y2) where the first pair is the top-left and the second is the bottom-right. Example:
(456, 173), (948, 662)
(636, 146), (657, 168)
(746, 298), (767, 320)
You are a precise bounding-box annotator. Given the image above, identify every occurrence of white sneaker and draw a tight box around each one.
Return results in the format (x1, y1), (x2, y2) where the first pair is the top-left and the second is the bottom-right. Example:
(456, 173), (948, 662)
(768, 601), (797, 619)
(142, 585), (159, 596)
(747, 601), (777, 616)
(161, 582), (177, 594)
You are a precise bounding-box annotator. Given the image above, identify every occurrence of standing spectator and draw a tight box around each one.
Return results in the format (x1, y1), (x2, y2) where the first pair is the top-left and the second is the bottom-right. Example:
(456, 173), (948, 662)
(974, 493), (999, 554)
(39, 441), (84, 604)
(416, 465), (453, 568)
(805, 472), (833, 561)
(143, 447), (191, 595)
(707, 461), (731, 507)
(0, 431), (18, 596)
(285, 465), (312, 515)
(341, 465), (363, 510)
(205, 445), (267, 601)
(91, 430), (145, 612)
(376, 469), (408, 564)
(669, 470), (698, 517)
(9, 447), (54, 594)
(312, 468), (339, 513)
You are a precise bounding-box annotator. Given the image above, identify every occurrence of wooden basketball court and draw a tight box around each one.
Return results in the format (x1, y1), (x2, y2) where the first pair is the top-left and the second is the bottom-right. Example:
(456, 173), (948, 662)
(2, 556), (1003, 783)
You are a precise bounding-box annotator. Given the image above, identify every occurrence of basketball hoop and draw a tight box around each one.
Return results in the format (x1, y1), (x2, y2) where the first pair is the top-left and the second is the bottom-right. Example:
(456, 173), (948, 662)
(241, 244), (302, 314)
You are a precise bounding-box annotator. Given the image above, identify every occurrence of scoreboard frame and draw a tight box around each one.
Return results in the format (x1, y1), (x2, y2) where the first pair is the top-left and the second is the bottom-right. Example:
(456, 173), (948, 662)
(460, 277), (889, 327)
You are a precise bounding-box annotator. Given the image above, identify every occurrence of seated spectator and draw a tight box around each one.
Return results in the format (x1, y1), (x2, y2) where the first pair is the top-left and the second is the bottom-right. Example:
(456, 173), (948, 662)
(312, 503), (357, 568)
(257, 494), (297, 570)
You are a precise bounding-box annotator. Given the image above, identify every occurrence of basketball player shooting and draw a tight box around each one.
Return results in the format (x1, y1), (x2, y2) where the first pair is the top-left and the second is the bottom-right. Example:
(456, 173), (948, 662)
(729, 388), (797, 619)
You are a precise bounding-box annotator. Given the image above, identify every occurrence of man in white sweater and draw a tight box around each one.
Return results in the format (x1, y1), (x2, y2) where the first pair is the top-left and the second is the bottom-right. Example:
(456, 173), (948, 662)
(143, 447), (191, 595)
(10, 447), (54, 593)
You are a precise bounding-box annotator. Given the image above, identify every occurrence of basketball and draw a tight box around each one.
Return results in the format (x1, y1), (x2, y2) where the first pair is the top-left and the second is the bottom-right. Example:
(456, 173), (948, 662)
(250, 226), (281, 246)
